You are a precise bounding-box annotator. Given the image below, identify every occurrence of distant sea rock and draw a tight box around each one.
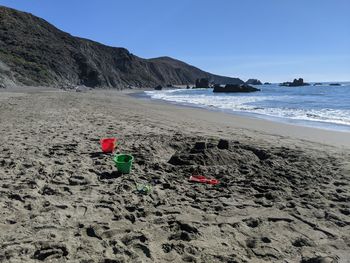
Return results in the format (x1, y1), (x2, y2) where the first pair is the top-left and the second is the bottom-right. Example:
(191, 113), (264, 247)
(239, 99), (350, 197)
(313, 83), (322, 86)
(195, 78), (210, 88)
(246, 79), (262, 85)
(280, 78), (310, 87)
(213, 84), (260, 93)
(329, 83), (341, 86)
(264, 82), (271, 85)
(154, 85), (163, 90)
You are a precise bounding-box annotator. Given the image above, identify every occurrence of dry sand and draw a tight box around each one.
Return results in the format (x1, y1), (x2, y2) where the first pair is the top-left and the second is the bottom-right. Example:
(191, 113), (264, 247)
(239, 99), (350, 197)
(0, 88), (349, 263)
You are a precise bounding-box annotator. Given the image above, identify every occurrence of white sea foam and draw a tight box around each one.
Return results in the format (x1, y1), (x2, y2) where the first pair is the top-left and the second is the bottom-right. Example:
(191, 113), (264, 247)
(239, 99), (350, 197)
(145, 86), (350, 128)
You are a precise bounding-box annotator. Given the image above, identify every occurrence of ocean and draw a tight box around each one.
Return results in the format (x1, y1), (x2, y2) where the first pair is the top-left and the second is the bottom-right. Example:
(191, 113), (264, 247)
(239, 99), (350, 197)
(144, 83), (350, 132)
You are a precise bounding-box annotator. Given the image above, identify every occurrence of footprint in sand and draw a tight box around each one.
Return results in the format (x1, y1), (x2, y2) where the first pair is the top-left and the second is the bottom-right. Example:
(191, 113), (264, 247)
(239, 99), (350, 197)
(33, 244), (68, 261)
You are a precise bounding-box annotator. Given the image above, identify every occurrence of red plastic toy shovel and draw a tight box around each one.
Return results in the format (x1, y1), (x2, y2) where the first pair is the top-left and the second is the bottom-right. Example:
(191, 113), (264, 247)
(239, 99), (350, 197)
(189, 175), (219, 185)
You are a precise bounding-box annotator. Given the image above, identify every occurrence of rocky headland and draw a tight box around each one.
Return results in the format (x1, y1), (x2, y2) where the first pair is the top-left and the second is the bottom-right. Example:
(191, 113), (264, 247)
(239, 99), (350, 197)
(0, 6), (243, 89)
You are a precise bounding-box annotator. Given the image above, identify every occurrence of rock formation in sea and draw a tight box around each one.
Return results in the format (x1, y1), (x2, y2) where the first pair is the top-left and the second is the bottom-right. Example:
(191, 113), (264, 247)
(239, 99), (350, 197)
(195, 78), (210, 88)
(0, 6), (244, 89)
(280, 78), (310, 87)
(154, 85), (163, 90)
(245, 79), (262, 85)
(213, 84), (260, 93)
(329, 83), (341, 86)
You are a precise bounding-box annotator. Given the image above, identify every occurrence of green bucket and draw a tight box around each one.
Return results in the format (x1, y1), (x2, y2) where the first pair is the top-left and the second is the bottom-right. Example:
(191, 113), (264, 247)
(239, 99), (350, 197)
(114, 154), (134, 174)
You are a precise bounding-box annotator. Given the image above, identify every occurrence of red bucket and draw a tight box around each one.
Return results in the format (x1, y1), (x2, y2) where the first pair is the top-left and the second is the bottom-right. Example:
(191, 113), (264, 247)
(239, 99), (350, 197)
(100, 138), (117, 153)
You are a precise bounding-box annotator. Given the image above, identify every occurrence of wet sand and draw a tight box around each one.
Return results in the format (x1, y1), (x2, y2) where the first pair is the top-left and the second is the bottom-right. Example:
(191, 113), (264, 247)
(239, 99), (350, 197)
(0, 88), (349, 262)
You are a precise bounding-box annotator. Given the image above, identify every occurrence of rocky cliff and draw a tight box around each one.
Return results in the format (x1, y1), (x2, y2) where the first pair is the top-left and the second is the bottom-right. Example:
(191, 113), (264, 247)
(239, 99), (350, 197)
(0, 6), (243, 88)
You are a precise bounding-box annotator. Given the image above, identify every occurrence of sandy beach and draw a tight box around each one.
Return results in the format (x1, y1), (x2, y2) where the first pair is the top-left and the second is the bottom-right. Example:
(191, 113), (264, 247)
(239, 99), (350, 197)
(0, 88), (349, 262)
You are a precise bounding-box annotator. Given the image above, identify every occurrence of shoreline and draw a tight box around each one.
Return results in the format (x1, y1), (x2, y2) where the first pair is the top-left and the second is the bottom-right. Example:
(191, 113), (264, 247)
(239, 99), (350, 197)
(2, 87), (349, 149)
(125, 89), (350, 149)
(132, 88), (350, 134)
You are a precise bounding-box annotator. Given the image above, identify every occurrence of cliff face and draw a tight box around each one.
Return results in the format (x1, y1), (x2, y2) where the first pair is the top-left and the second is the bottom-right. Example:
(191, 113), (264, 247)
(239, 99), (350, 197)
(0, 6), (243, 88)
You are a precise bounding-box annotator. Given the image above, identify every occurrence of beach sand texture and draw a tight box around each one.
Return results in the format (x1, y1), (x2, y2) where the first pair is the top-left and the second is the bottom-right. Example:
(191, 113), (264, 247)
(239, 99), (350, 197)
(0, 89), (349, 262)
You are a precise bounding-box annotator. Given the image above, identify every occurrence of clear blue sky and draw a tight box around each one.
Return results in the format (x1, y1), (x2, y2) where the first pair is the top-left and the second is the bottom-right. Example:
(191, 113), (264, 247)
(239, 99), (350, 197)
(1, 0), (349, 82)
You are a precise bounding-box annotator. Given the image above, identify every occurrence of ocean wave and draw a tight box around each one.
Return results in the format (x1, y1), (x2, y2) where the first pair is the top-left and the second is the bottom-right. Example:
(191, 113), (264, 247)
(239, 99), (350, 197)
(145, 88), (350, 127)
